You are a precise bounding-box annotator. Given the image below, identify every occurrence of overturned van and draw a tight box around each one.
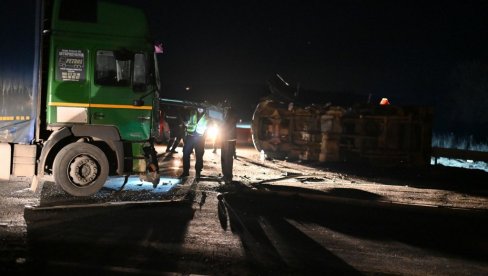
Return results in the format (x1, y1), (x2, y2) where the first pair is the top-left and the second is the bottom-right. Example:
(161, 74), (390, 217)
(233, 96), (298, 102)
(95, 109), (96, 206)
(251, 98), (433, 167)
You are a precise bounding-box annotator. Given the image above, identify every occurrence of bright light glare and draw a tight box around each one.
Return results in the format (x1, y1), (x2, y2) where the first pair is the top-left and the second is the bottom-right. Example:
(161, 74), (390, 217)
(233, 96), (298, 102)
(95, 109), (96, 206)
(207, 125), (219, 141)
(173, 159), (181, 168)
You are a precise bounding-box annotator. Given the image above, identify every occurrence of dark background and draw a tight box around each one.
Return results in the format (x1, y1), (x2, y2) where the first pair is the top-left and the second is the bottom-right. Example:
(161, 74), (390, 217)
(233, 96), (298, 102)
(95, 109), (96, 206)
(2, 0), (488, 138)
(137, 0), (488, 138)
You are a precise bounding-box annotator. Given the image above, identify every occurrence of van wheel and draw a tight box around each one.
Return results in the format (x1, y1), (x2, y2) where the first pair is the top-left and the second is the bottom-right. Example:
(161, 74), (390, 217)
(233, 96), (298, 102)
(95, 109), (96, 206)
(53, 143), (109, 197)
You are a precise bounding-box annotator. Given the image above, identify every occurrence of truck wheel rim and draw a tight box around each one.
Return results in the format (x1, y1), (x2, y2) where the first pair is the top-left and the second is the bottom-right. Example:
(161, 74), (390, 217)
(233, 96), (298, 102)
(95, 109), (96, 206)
(68, 155), (99, 186)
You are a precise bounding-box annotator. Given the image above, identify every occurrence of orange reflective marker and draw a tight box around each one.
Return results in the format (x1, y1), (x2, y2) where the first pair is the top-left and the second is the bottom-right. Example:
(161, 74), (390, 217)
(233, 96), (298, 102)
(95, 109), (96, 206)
(380, 98), (390, 105)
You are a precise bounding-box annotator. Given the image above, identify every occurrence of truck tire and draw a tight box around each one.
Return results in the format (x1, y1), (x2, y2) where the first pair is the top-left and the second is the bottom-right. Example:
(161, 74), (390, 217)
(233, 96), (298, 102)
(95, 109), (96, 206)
(53, 143), (109, 197)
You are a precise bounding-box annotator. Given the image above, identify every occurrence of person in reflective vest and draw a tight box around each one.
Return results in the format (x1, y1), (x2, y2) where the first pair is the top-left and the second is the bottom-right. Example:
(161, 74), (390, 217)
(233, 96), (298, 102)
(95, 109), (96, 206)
(180, 107), (208, 179)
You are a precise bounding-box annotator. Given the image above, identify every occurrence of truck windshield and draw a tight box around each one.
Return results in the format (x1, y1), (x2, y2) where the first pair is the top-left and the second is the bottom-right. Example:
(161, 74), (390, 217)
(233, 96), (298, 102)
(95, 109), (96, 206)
(95, 50), (131, 86)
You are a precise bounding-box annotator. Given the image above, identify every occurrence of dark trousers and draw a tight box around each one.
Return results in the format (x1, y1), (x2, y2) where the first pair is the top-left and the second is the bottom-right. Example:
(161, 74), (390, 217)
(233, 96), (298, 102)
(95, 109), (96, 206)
(221, 140), (236, 180)
(182, 134), (205, 174)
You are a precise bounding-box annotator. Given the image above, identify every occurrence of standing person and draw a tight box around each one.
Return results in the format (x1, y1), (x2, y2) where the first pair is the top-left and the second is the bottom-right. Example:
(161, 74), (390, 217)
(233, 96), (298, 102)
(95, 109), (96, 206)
(180, 107), (208, 179)
(165, 106), (185, 154)
(220, 106), (238, 184)
(211, 121), (220, 153)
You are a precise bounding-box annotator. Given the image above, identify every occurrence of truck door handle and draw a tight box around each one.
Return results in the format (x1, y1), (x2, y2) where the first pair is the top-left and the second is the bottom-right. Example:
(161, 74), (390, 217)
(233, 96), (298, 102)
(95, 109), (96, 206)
(93, 112), (105, 119)
(138, 116), (151, 121)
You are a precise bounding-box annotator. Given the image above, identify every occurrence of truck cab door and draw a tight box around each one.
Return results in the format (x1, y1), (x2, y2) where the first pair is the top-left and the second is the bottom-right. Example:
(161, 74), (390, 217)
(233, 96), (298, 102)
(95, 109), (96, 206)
(90, 50), (152, 141)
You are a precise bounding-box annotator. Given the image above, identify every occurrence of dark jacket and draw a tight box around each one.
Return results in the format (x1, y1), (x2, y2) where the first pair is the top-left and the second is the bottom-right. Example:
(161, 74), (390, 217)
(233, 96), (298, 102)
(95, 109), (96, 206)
(221, 108), (237, 141)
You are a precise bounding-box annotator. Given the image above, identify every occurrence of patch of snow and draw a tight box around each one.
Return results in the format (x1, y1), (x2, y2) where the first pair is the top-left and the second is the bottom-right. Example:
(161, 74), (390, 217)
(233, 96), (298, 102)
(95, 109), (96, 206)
(431, 157), (488, 173)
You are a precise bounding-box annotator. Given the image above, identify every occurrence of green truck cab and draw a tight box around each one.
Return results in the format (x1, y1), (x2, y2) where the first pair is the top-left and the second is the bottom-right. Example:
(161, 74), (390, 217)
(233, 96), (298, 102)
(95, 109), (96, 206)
(37, 0), (160, 196)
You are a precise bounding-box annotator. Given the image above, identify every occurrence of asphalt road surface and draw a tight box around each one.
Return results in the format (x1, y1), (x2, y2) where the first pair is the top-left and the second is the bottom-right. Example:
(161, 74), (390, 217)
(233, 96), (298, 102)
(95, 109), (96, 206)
(1, 145), (488, 275)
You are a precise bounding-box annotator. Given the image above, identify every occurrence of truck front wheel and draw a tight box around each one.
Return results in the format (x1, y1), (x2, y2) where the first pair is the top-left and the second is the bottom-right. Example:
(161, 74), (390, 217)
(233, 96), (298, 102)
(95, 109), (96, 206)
(53, 143), (109, 197)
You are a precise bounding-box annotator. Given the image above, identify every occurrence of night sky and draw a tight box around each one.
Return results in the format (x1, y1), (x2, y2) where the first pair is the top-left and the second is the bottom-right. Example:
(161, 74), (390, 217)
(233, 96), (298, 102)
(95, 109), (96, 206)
(2, 0), (488, 137)
(138, 1), (487, 86)
(146, 0), (488, 95)
(129, 0), (488, 136)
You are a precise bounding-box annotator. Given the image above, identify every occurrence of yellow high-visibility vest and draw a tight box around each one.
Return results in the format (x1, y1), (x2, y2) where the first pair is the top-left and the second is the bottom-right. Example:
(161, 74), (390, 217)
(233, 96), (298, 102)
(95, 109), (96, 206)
(186, 113), (208, 135)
